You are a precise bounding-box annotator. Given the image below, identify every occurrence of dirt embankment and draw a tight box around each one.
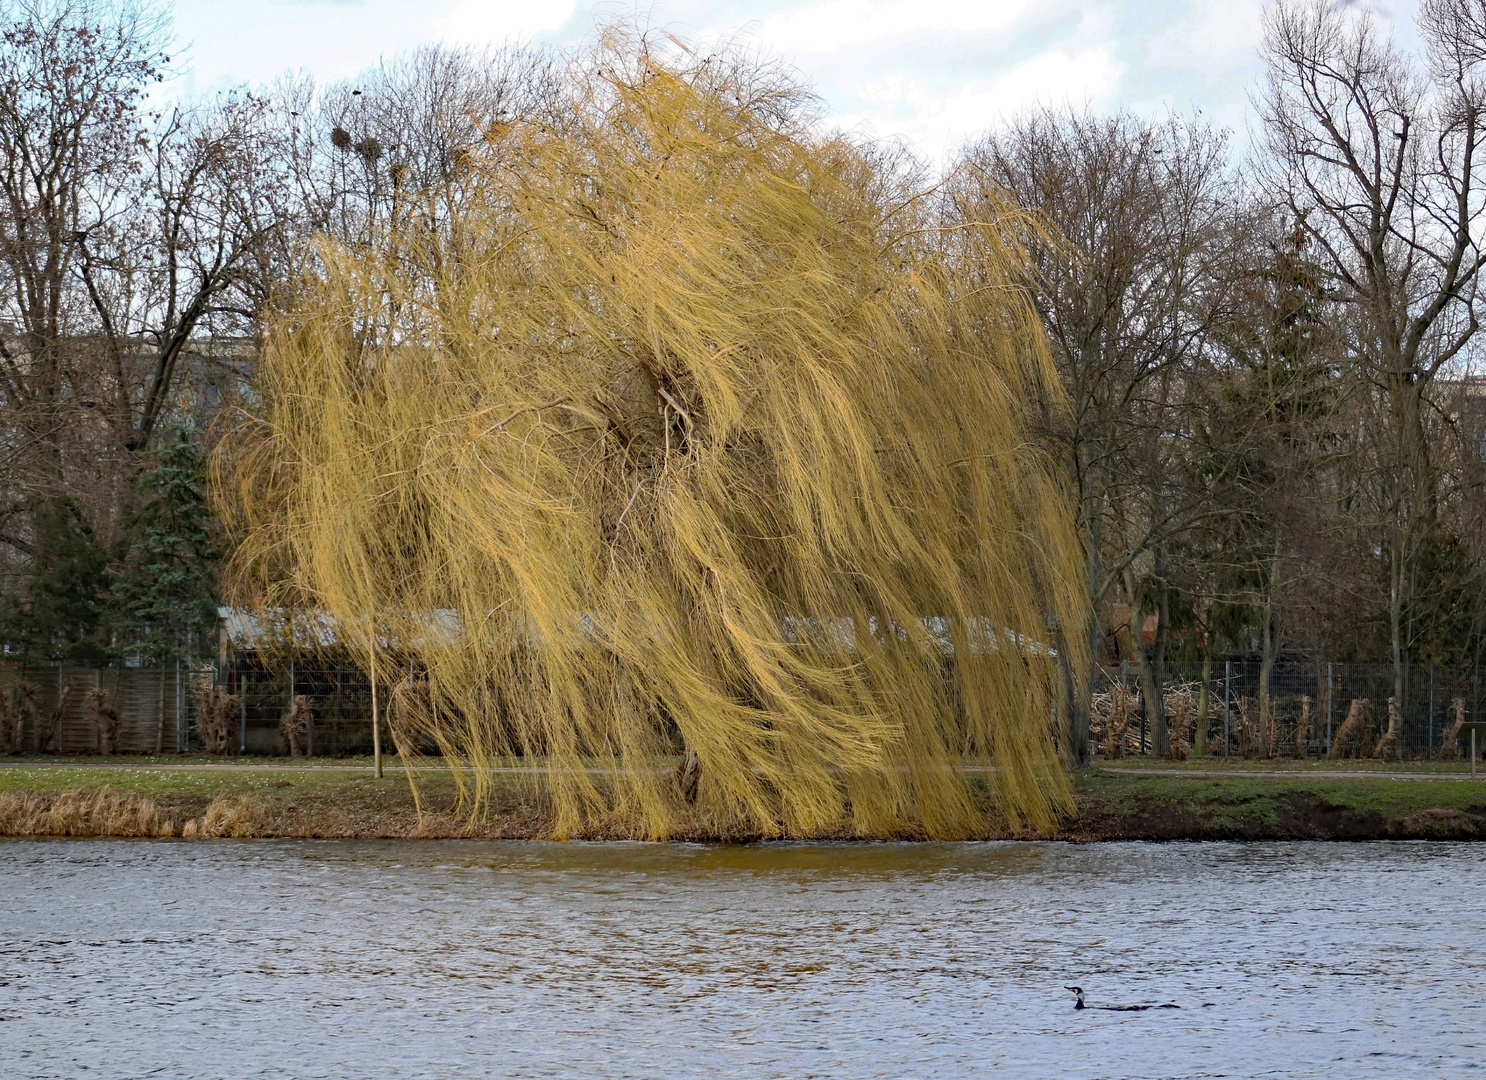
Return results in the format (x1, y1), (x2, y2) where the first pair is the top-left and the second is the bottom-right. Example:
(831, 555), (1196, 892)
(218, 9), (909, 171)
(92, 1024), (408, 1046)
(1062, 788), (1486, 842)
(1059, 770), (1486, 841)
(3, 768), (1485, 841)
(0, 785), (531, 840)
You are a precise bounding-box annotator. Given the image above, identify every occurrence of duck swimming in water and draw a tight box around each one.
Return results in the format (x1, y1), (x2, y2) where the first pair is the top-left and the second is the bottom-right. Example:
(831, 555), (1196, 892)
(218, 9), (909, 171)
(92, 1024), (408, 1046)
(1065, 986), (1180, 1011)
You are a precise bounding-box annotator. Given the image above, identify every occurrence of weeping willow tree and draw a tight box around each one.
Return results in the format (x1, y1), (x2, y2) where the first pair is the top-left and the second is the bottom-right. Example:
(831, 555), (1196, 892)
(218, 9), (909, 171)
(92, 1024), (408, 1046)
(218, 30), (1088, 839)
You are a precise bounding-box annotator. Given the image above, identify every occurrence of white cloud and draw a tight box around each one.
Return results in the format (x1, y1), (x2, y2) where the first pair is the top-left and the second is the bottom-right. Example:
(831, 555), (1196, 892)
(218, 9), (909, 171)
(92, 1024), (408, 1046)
(982, 46), (1121, 115)
(165, 0), (1292, 161)
(759, 0), (1034, 52)
(437, 0), (582, 44)
(1147, 0), (1263, 73)
(844, 47), (1120, 156)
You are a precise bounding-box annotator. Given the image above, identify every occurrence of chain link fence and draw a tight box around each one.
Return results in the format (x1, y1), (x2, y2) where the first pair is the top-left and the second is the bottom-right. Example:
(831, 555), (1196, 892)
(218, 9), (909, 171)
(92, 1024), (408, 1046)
(1089, 658), (1484, 760)
(0, 657), (379, 756)
(9, 654), (1480, 760)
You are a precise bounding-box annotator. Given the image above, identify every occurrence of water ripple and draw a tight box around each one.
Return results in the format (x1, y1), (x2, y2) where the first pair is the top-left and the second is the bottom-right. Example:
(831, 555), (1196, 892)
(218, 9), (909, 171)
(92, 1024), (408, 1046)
(1, 839), (1483, 1078)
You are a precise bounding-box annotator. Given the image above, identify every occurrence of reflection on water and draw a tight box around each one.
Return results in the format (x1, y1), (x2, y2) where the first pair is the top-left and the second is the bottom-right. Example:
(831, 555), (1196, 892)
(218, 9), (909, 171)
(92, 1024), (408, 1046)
(1, 839), (1483, 1078)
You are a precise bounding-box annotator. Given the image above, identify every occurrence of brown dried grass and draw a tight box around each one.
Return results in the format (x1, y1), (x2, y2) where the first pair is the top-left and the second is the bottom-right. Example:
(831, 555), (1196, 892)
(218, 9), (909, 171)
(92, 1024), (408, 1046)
(181, 795), (265, 839)
(87, 687), (121, 755)
(0, 787), (174, 837)
(1371, 697), (1401, 759)
(279, 695), (312, 756)
(1163, 683), (1198, 761)
(195, 686), (238, 755)
(1439, 697), (1467, 760)
(1092, 684), (1141, 758)
(37, 684), (66, 753)
(1329, 698), (1372, 759)
(1294, 695), (1311, 759)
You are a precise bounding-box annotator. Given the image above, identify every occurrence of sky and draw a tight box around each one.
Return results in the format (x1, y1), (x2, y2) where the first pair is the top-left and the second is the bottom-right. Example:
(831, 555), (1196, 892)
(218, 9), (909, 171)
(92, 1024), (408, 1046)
(169, 0), (1424, 159)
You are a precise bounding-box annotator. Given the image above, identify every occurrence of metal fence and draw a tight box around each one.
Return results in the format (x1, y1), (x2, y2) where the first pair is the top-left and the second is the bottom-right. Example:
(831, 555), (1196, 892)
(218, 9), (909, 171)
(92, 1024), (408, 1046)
(0, 657), (377, 756)
(1091, 658), (1484, 759)
(6, 654), (1480, 759)
(229, 658), (375, 756)
(0, 661), (208, 754)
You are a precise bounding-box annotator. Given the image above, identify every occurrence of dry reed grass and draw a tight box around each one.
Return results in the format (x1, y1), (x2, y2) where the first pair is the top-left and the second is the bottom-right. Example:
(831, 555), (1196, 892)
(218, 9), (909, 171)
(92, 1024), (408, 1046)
(37, 684), (66, 753)
(195, 686), (238, 755)
(1294, 695), (1311, 759)
(87, 687), (121, 755)
(1439, 697), (1467, 760)
(0, 787), (174, 837)
(218, 28), (1087, 839)
(1163, 683), (1198, 761)
(1372, 697), (1401, 759)
(181, 795), (264, 839)
(279, 695), (312, 756)
(1092, 684), (1141, 758)
(1329, 698), (1372, 759)
(1235, 696), (1256, 759)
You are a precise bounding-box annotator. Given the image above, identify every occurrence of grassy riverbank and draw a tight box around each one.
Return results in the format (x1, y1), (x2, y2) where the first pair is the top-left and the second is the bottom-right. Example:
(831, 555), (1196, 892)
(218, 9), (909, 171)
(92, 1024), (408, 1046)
(2, 756), (1485, 840)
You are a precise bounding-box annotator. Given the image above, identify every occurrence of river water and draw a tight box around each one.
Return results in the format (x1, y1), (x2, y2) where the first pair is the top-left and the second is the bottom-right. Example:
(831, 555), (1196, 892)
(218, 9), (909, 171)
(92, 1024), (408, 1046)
(1, 840), (1483, 1079)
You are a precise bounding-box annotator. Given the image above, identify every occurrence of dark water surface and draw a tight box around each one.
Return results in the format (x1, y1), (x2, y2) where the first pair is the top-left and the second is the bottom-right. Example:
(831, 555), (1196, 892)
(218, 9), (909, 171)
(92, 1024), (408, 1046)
(1, 840), (1483, 1079)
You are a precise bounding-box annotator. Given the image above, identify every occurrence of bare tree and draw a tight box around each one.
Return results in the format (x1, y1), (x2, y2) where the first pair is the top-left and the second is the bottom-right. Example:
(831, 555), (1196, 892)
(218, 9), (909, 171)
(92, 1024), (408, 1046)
(0, 0), (167, 495)
(263, 44), (558, 259)
(1188, 211), (1350, 746)
(1258, 0), (1486, 737)
(962, 108), (1234, 762)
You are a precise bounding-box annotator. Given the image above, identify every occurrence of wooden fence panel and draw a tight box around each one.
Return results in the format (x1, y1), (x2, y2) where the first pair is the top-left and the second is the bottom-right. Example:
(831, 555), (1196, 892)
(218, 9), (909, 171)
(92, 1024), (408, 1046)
(0, 664), (185, 754)
(57, 666), (101, 754)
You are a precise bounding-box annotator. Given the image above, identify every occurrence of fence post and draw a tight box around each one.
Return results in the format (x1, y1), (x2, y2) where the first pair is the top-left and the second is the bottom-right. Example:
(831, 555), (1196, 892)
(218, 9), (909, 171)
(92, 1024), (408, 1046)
(1331, 659), (1343, 760)
(1224, 660), (1231, 760)
(1429, 665), (1435, 760)
(175, 659), (183, 752)
(239, 664), (247, 756)
(156, 665), (166, 755)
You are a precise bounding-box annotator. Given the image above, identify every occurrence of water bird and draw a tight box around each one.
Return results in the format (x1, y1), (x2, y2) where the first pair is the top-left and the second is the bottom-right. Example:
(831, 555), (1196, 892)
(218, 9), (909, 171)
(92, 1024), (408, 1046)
(1066, 987), (1180, 1011)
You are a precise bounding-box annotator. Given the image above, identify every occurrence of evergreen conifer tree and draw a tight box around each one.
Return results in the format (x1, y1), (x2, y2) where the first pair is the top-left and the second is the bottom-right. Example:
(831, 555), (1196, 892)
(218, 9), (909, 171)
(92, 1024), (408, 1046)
(0, 496), (109, 661)
(112, 428), (221, 662)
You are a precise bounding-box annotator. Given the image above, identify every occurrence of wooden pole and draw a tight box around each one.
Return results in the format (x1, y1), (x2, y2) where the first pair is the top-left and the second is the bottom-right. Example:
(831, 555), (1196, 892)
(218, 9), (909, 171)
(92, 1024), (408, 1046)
(1473, 727), (1477, 780)
(370, 630), (383, 779)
